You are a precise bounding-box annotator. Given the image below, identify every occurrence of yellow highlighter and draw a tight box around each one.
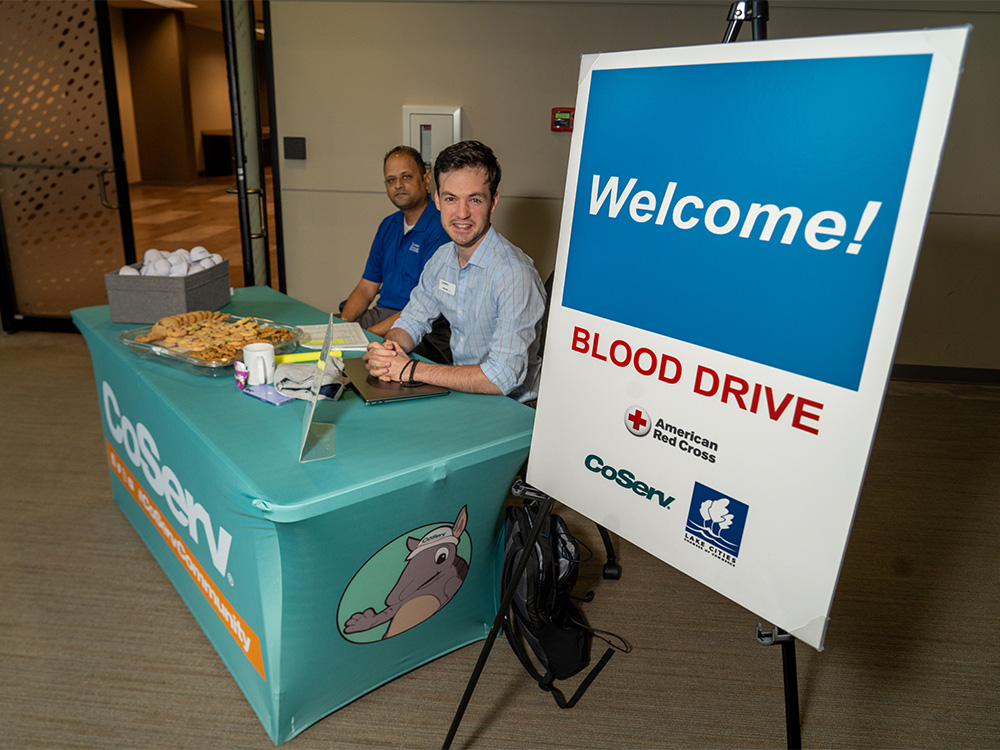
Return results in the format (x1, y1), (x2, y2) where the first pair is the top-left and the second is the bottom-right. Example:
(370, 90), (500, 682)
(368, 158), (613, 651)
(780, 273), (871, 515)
(275, 350), (342, 364)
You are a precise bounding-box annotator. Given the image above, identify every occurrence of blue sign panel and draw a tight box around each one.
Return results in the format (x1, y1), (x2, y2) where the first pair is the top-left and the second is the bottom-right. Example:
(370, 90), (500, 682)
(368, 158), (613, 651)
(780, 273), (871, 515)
(563, 55), (932, 390)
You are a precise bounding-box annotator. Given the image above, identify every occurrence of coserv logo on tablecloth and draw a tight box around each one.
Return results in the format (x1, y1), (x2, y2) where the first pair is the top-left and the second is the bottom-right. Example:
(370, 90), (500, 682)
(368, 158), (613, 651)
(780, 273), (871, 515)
(102, 382), (233, 576)
(102, 381), (265, 680)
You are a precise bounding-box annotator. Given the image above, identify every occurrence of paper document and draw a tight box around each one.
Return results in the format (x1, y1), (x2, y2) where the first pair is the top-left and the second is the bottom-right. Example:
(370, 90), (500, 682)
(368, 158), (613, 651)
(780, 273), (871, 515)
(298, 322), (369, 351)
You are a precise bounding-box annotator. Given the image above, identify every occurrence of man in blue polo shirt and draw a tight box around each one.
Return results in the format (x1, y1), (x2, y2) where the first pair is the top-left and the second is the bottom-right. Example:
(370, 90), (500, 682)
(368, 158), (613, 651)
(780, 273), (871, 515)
(340, 146), (451, 360)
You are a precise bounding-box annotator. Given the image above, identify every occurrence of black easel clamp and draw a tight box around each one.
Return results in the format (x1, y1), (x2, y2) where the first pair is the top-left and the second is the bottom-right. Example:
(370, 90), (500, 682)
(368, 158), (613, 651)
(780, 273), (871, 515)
(723, 0), (769, 43)
(756, 623), (793, 646)
(512, 478), (553, 504)
(754, 624), (802, 749)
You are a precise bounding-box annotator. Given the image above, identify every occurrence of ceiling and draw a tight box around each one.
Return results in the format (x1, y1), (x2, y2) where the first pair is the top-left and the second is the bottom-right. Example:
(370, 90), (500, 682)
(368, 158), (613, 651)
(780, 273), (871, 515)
(107, 0), (266, 35)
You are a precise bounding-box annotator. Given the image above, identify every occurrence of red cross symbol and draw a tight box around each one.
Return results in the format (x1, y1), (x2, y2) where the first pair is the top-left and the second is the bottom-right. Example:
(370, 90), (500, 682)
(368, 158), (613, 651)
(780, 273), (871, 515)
(627, 409), (647, 432)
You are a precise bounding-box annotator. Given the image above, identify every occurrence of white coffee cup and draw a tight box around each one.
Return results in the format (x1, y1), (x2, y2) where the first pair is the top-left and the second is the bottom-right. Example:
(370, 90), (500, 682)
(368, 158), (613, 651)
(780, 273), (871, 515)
(243, 342), (275, 386)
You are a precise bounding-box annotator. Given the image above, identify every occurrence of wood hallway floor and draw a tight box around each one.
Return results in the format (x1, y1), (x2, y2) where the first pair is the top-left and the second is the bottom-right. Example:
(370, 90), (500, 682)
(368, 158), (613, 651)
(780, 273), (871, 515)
(126, 170), (279, 289)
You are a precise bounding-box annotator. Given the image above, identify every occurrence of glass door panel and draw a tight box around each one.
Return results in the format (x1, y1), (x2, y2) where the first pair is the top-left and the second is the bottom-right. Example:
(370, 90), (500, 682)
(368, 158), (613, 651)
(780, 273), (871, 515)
(0, 165), (122, 316)
(0, 1), (129, 325)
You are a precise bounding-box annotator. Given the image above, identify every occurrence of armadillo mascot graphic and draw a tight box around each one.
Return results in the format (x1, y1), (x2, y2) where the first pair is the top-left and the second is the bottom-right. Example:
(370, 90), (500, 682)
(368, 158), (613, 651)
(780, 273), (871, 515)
(343, 506), (469, 640)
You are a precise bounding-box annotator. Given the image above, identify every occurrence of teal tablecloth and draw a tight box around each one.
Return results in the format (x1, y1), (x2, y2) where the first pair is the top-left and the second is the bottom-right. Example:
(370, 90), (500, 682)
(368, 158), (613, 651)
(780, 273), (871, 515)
(72, 287), (534, 744)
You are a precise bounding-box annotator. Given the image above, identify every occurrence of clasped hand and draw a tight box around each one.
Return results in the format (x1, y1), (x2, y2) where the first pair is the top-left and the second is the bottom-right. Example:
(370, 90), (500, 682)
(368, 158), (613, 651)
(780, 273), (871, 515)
(363, 340), (411, 382)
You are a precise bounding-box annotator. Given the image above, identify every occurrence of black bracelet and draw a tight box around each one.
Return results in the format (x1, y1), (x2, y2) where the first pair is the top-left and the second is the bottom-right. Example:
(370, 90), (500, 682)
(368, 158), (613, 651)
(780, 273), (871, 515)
(399, 358), (417, 386)
(400, 358), (424, 387)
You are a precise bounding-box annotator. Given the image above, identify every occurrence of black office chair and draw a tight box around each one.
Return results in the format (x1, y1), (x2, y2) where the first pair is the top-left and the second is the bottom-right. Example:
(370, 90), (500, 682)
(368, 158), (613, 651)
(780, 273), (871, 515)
(519, 271), (622, 580)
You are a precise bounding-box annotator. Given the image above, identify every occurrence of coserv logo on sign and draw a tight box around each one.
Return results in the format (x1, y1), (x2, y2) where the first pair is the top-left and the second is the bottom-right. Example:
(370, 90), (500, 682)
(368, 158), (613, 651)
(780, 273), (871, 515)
(583, 453), (673, 509)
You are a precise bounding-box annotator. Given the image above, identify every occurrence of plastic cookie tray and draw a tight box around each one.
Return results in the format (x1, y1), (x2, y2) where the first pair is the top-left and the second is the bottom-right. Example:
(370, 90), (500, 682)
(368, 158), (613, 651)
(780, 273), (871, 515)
(118, 316), (301, 377)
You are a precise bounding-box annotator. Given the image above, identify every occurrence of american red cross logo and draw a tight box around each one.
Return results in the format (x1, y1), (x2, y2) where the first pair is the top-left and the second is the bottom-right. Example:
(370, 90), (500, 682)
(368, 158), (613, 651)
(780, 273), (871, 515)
(628, 409), (647, 432)
(625, 405), (651, 436)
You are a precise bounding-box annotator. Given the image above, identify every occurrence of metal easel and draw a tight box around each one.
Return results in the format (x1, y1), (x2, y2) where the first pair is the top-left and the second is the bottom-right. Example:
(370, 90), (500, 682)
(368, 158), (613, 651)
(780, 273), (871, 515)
(757, 624), (802, 749)
(722, 5), (802, 748)
(723, 0), (769, 43)
(442, 481), (556, 749)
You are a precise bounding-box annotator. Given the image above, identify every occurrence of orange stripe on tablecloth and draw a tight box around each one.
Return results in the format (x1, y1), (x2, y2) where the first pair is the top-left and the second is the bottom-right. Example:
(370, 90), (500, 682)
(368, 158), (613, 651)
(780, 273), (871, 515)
(106, 441), (266, 681)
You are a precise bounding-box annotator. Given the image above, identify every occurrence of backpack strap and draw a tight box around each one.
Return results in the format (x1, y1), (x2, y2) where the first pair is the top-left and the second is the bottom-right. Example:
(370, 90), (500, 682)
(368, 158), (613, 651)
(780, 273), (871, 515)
(502, 608), (617, 710)
(502, 609), (546, 683)
(545, 647), (616, 709)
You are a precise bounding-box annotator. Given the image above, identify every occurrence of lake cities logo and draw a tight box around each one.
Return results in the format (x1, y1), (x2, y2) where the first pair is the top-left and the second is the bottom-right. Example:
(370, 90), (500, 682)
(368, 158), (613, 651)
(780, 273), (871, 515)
(684, 482), (748, 567)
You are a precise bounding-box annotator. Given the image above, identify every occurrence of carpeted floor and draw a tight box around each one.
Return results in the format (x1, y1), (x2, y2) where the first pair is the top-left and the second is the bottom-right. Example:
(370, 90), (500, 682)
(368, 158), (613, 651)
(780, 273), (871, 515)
(1, 329), (998, 749)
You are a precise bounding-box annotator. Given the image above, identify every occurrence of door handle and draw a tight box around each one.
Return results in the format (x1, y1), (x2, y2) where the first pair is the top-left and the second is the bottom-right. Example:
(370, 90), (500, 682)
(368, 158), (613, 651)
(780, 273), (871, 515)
(249, 187), (267, 241)
(226, 185), (267, 240)
(98, 167), (118, 209)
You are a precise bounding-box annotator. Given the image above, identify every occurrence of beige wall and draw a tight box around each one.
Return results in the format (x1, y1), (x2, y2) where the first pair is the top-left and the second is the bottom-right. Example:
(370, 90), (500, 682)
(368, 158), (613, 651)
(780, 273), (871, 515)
(187, 25), (233, 174)
(109, 8), (142, 184)
(122, 9), (198, 182)
(269, 0), (1000, 370)
(110, 14), (233, 179)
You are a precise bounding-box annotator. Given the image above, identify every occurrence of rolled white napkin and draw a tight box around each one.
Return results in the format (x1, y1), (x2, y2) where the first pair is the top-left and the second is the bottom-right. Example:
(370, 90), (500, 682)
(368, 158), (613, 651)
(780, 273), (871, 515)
(272, 360), (349, 401)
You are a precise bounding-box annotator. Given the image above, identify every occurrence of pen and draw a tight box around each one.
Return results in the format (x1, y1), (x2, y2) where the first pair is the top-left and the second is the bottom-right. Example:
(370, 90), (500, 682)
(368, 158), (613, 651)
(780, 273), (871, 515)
(275, 350), (343, 364)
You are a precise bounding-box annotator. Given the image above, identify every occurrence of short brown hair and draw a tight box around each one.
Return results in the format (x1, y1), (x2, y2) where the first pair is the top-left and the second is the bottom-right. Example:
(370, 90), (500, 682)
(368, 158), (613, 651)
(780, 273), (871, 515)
(433, 140), (501, 199)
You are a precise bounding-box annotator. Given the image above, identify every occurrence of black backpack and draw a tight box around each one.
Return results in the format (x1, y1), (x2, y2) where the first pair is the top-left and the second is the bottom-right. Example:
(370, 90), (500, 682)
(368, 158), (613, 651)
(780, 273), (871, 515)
(500, 483), (628, 708)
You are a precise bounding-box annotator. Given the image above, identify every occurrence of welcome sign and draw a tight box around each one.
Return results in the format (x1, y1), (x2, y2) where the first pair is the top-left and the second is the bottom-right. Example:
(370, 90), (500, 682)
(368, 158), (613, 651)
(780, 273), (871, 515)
(528, 28), (968, 650)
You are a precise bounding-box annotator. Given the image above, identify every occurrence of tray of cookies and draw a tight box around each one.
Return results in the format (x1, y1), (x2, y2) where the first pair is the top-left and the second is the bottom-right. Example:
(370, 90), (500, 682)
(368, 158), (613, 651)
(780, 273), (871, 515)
(118, 310), (300, 376)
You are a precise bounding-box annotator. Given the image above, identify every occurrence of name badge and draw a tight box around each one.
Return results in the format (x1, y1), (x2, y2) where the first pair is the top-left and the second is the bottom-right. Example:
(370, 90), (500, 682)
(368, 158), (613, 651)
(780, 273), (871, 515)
(439, 279), (457, 296)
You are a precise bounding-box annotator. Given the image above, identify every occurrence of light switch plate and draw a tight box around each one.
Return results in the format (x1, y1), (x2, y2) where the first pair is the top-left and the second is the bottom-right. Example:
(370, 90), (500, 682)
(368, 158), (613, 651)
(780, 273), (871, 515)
(402, 106), (462, 171)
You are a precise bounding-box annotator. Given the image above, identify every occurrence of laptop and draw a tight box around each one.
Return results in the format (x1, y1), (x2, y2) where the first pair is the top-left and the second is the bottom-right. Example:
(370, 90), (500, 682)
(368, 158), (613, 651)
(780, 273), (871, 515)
(342, 356), (449, 405)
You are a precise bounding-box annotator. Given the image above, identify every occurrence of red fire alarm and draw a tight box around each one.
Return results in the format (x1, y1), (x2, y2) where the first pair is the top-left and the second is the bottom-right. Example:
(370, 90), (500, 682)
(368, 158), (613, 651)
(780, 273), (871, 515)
(551, 107), (575, 132)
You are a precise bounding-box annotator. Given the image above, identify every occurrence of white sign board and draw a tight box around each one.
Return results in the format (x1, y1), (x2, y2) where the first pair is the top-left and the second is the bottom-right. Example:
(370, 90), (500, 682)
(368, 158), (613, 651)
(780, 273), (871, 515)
(528, 28), (968, 651)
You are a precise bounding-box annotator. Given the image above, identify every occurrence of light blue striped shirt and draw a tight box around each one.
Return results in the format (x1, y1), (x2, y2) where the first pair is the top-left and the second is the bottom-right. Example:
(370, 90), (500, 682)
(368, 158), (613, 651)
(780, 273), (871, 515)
(395, 226), (546, 402)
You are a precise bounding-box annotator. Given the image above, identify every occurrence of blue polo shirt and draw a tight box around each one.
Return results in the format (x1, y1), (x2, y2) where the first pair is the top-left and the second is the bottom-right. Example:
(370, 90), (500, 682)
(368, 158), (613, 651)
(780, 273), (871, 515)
(362, 201), (450, 312)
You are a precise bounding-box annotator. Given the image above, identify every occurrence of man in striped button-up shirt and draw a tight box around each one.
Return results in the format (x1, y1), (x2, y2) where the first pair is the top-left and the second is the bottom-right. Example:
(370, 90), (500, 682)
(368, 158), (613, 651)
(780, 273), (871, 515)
(363, 141), (546, 403)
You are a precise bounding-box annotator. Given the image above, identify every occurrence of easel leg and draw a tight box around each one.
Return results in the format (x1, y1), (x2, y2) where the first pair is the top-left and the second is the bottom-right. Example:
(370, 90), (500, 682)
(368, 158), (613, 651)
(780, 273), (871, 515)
(756, 624), (802, 749)
(781, 635), (801, 749)
(443, 487), (555, 749)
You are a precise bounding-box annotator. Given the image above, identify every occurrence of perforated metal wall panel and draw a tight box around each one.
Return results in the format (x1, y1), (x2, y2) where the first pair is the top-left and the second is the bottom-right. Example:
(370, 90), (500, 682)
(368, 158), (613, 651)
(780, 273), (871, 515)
(1, 0), (125, 317)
